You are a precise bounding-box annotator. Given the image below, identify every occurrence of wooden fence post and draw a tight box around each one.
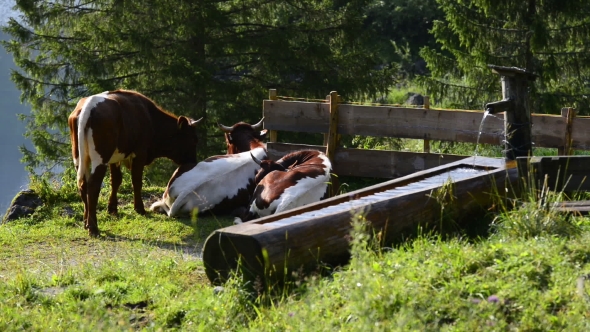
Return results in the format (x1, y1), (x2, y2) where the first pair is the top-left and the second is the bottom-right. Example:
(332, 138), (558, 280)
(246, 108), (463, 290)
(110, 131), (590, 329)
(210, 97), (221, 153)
(325, 91), (340, 197)
(323, 94), (330, 146)
(268, 89), (278, 143)
(325, 91), (340, 161)
(558, 107), (575, 156)
(485, 65), (537, 161)
(423, 96), (431, 153)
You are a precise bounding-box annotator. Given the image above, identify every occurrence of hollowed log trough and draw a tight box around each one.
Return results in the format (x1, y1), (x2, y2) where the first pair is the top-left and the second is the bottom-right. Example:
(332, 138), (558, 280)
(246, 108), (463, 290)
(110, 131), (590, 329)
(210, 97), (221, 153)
(203, 156), (519, 286)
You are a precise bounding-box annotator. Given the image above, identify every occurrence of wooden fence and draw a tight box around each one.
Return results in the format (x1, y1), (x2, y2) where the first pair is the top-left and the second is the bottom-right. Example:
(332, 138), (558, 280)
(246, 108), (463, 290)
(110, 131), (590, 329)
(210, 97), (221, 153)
(263, 89), (586, 179)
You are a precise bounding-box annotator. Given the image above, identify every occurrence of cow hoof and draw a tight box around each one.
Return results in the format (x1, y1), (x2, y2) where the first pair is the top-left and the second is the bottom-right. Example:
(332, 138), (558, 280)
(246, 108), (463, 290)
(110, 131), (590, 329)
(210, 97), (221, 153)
(107, 206), (118, 216)
(135, 207), (147, 215)
(233, 217), (243, 225)
(88, 228), (100, 237)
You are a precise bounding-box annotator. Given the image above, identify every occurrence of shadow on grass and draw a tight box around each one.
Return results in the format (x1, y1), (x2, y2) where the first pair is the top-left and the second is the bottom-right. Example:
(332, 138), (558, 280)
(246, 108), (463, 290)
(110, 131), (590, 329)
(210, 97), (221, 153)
(99, 210), (236, 258)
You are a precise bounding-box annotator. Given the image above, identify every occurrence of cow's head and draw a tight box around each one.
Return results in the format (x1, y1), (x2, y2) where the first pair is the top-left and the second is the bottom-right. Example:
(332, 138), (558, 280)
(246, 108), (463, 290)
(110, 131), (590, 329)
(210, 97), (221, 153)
(250, 152), (289, 184)
(171, 116), (203, 164)
(218, 118), (267, 154)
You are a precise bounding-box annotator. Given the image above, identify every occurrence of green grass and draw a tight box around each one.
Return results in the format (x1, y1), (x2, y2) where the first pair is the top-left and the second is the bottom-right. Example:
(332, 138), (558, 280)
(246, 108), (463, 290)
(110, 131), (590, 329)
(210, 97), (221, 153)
(1, 174), (588, 331)
(0, 173), (239, 330)
(3, 147), (590, 330)
(4, 209), (590, 330)
(246, 232), (590, 331)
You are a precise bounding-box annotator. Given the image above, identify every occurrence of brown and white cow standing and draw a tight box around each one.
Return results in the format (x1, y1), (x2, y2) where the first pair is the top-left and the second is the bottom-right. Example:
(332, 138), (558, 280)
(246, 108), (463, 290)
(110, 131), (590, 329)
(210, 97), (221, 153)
(236, 150), (332, 222)
(68, 89), (202, 236)
(149, 119), (267, 217)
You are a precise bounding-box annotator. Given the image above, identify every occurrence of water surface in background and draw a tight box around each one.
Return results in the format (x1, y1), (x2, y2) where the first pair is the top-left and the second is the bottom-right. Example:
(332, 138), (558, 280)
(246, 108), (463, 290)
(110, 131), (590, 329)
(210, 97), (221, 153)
(0, 4), (33, 214)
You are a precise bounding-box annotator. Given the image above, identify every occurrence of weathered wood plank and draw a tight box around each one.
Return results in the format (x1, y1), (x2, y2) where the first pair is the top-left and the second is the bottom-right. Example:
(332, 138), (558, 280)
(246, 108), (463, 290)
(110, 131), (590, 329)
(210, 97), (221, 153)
(531, 113), (568, 149)
(263, 100), (568, 148)
(263, 100), (330, 133)
(267, 143), (324, 160)
(554, 200), (590, 215)
(570, 117), (590, 150)
(336, 104), (505, 145)
(517, 156), (590, 192)
(268, 142), (469, 178)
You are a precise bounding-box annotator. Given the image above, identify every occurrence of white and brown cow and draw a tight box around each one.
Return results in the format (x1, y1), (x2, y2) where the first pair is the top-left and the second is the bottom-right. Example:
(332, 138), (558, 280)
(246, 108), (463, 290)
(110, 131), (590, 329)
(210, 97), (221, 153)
(68, 89), (202, 236)
(149, 119), (267, 217)
(236, 150), (332, 222)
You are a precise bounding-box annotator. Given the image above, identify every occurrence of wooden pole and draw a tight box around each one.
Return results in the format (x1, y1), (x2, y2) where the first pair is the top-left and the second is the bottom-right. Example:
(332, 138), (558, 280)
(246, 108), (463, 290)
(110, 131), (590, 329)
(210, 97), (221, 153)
(423, 96), (431, 153)
(268, 89), (278, 143)
(323, 94), (330, 146)
(325, 91), (341, 197)
(485, 65), (537, 161)
(559, 107), (575, 156)
(325, 91), (340, 163)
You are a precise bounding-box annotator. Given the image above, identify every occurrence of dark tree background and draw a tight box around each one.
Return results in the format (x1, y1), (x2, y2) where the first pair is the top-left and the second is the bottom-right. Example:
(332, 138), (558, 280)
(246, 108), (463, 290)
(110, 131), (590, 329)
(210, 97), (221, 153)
(4, 0), (589, 181)
(419, 0), (590, 112)
(2, 0), (394, 177)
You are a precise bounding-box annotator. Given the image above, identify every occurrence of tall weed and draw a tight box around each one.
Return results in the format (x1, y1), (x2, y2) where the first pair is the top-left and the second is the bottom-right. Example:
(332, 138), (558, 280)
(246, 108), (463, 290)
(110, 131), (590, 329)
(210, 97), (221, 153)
(28, 166), (79, 205)
(492, 171), (582, 239)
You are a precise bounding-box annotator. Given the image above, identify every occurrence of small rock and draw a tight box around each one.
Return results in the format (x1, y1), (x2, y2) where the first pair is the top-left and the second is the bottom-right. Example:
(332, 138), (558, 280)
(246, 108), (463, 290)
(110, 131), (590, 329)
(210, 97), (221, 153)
(406, 93), (424, 107)
(3, 189), (43, 223)
(62, 205), (76, 218)
(213, 286), (225, 295)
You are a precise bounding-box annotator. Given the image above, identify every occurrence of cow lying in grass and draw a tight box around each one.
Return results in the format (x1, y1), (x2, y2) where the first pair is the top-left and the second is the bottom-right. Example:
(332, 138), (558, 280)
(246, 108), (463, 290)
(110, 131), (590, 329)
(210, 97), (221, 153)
(149, 119), (267, 216)
(235, 149), (332, 223)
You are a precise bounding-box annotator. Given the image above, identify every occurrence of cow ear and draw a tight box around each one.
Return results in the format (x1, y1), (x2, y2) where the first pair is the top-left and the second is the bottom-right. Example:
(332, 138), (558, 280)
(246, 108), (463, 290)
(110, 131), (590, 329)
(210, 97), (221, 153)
(177, 116), (189, 129)
(259, 129), (268, 140)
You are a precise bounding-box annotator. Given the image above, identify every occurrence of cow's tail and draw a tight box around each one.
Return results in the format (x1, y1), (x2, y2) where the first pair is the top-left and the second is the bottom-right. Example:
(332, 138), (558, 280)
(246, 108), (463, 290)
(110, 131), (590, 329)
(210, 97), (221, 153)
(76, 111), (90, 189)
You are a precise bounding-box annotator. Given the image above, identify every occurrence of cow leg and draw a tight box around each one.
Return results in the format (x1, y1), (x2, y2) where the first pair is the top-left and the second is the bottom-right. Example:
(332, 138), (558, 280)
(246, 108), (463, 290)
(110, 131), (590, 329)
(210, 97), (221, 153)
(86, 164), (108, 237)
(108, 164), (122, 215)
(130, 163), (147, 215)
(78, 178), (89, 229)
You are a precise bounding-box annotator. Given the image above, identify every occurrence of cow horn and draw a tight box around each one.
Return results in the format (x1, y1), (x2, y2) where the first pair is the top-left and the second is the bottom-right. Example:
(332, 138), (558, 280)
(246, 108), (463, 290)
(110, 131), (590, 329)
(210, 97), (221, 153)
(250, 152), (262, 165)
(251, 117), (265, 130)
(190, 117), (204, 127)
(217, 122), (234, 133)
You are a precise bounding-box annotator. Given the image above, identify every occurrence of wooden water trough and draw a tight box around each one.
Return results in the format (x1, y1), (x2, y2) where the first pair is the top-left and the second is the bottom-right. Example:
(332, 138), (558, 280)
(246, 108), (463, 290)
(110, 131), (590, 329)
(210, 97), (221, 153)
(517, 155), (590, 215)
(517, 155), (590, 192)
(203, 156), (519, 285)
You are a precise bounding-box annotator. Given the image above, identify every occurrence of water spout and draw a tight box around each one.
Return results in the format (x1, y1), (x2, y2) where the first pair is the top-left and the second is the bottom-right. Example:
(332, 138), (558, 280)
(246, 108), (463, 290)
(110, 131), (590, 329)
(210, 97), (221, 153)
(473, 108), (491, 165)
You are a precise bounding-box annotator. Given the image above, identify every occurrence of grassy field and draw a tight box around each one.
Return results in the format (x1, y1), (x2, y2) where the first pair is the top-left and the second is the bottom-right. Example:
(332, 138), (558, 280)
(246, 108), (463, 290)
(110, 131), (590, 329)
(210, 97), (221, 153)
(2, 159), (590, 331)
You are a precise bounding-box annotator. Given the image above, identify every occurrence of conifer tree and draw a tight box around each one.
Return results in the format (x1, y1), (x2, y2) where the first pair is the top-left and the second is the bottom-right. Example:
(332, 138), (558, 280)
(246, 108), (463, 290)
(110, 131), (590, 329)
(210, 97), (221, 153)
(2, 0), (390, 174)
(419, 0), (590, 113)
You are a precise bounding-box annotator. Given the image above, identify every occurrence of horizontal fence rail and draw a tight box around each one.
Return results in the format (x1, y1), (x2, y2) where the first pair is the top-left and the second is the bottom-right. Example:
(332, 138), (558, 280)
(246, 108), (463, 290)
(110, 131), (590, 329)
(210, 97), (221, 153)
(267, 142), (466, 178)
(262, 90), (581, 179)
(264, 99), (579, 149)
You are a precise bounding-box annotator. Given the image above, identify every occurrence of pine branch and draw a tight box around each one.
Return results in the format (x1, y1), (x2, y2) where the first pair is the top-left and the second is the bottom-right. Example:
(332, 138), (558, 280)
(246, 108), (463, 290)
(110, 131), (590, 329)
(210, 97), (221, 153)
(546, 21), (590, 32)
(455, 12), (527, 33)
